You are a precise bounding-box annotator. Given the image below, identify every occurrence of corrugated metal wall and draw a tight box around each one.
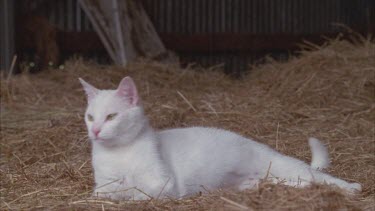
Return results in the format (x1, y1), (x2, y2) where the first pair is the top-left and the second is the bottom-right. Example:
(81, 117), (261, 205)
(16, 0), (375, 74)
(141, 0), (374, 74)
(142, 0), (373, 34)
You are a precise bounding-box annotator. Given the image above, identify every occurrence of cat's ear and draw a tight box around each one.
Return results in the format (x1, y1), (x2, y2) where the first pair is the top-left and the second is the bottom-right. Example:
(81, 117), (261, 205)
(78, 78), (99, 103)
(116, 76), (139, 106)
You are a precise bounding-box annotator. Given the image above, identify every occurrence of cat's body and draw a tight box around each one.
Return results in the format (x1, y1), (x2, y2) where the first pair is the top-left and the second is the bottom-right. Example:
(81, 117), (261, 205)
(79, 77), (361, 200)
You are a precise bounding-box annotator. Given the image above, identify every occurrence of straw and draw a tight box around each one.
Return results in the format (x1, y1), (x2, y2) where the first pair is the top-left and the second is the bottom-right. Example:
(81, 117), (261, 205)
(1, 36), (374, 210)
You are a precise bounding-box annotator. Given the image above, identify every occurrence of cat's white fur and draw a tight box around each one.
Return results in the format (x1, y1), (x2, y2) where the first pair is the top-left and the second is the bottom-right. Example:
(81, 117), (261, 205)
(79, 77), (361, 200)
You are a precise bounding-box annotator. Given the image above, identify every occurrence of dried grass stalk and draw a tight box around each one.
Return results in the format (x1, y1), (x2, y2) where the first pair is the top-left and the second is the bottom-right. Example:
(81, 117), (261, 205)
(1, 36), (374, 210)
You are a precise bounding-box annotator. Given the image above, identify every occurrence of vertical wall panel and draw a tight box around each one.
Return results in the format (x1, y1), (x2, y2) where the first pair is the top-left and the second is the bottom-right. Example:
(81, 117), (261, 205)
(1, 0), (15, 72)
(30, 0), (373, 35)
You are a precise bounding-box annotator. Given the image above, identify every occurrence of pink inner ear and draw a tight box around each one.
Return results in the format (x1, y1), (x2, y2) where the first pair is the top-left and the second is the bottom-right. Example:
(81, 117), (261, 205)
(116, 77), (139, 106)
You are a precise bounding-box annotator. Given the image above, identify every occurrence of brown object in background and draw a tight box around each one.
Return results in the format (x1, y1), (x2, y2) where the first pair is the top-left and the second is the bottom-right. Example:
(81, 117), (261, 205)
(16, 15), (60, 72)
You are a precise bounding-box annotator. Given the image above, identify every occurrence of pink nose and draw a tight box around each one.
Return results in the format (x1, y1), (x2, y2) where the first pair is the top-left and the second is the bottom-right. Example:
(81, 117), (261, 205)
(92, 127), (101, 137)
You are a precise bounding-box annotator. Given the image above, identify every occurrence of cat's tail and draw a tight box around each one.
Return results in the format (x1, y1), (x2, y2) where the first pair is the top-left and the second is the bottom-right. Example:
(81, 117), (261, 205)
(308, 137), (330, 170)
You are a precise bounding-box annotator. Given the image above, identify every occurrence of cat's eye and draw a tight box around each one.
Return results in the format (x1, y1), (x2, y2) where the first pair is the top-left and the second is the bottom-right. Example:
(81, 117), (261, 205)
(106, 113), (118, 121)
(87, 114), (94, 121)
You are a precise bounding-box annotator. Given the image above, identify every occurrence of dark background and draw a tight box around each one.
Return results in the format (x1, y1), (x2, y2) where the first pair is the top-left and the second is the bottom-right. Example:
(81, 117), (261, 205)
(1, 0), (374, 75)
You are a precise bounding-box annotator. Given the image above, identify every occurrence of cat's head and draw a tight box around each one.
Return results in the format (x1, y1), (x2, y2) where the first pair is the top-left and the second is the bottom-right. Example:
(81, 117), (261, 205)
(79, 77), (146, 147)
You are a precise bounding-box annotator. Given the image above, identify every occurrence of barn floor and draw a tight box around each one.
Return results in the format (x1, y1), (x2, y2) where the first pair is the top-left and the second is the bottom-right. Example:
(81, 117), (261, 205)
(1, 37), (374, 210)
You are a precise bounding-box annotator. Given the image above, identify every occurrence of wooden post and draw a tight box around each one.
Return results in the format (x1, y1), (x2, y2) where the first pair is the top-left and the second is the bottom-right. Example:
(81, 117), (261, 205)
(78, 0), (117, 63)
(79, 0), (173, 66)
(112, 0), (127, 66)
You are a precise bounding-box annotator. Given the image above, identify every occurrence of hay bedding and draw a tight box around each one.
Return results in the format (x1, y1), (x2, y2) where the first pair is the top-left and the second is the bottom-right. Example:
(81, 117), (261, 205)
(1, 36), (374, 210)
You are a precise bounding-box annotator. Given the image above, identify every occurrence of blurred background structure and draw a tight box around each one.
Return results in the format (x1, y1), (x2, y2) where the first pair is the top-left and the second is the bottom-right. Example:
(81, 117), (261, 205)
(1, 0), (15, 73)
(1, 0), (375, 75)
(1, 1), (375, 210)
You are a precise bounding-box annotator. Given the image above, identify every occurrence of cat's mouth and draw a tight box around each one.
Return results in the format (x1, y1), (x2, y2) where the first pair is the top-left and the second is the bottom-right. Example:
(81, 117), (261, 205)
(90, 133), (113, 143)
(92, 137), (118, 147)
(92, 136), (109, 142)
(96, 138), (109, 142)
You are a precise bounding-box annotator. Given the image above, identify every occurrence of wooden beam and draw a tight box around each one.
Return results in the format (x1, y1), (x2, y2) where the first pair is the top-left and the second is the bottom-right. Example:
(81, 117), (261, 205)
(159, 32), (373, 53)
(78, 0), (117, 63)
(57, 31), (105, 52)
(53, 31), (373, 53)
(112, 0), (127, 65)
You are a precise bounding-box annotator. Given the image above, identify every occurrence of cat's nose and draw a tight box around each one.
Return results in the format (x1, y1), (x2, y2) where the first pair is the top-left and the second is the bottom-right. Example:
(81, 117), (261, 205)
(92, 127), (101, 137)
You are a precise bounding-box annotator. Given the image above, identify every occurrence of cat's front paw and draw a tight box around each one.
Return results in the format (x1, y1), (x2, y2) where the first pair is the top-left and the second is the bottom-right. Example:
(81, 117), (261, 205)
(92, 190), (129, 201)
(92, 191), (109, 199)
(347, 182), (362, 193)
(340, 182), (362, 194)
(132, 193), (152, 201)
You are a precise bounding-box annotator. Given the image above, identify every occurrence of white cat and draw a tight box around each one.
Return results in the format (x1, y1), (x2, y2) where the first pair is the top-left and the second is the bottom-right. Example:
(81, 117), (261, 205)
(79, 76), (361, 200)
